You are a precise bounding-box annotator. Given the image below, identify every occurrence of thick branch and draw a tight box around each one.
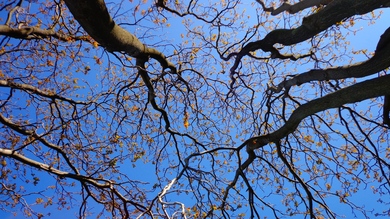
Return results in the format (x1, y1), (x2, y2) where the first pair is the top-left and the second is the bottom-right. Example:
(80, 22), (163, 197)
(248, 74), (390, 150)
(272, 0), (333, 15)
(270, 27), (390, 93)
(63, 0), (176, 72)
(384, 95), (390, 127)
(229, 0), (390, 73)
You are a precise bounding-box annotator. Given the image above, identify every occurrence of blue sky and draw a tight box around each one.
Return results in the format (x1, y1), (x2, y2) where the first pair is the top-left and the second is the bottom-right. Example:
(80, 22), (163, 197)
(1, 1), (390, 218)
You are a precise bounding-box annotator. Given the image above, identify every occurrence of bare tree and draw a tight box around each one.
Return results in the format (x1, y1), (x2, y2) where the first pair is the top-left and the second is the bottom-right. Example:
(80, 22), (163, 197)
(1, 0), (390, 218)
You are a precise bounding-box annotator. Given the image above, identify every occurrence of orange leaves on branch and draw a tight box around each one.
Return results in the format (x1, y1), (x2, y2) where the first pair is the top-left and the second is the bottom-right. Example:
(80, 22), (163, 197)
(303, 135), (315, 144)
(94, 56), (103, 65)
(84, 66), (91, 73)
(35, 198), (44, 204)
(46, 60), (54, 66)
(131, 105), (139, 111)
(349, 19), (355, 26)
(92, 41), (99, 48)
(326, 183), (331, 191)
(0, 47), (5, 55)
(135, 5), (140, 13)
(211, 34), (217, 41)
(65, 36), (74, 42)
(110, 134), (120, 144)
(192, 48), (199, 54)
(183, 111), (190, 129)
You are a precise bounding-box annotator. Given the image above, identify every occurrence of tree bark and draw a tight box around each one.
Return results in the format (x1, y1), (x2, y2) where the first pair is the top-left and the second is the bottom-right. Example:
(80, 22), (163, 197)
(272, 0), (333, 15)
(248, 74), (390, 150)
(63, 0), (176, 72)
(270, 27), (390, 93)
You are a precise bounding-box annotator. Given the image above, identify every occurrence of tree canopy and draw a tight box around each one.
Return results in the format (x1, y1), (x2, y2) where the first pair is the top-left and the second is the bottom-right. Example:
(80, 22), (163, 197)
(1, 0), (390, 218)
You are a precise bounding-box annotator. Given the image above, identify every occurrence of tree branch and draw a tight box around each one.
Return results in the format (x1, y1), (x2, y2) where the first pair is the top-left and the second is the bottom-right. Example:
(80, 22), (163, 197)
(0, 147), (148, 213)
(248, 74), (390, 151)
(0, 25), (87, 41)
(229, 0), (390, 75)
(63, 0), (176, 73)
(0, 80), (87, 105)
(0, 148), (108, 187)
(271, 0), (334, 16)
(269, 26), (390, 93)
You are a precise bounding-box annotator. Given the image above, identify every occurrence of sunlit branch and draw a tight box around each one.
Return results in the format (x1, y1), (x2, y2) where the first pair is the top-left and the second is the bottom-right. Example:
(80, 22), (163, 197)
(0, 147), (148, 214)
(4, 0), (23, 25)
(0, 112), (80, 174)
(0, 148), (102, 186)
(0, 80), (88, 105)
(156, 178), (188, 219)
(148, 146), (241, 218)
(0, 25), (88, 41)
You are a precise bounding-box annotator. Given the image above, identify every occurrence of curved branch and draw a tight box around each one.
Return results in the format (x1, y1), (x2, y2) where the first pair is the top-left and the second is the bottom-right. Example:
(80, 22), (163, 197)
(270, 27), (390, 93)
(0, 25), (87, 41)
(63, 0), (176, 73)
(229, 0), (390, 74)
(0, 112), (81, 174)
(0, 80), (87, 105)
(0, 147), (148, 212)
(4, 0), (23, 25)
(272, 0), (333, 16)
(0, 148), (107, 187)
(247, 74), (390, 151)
